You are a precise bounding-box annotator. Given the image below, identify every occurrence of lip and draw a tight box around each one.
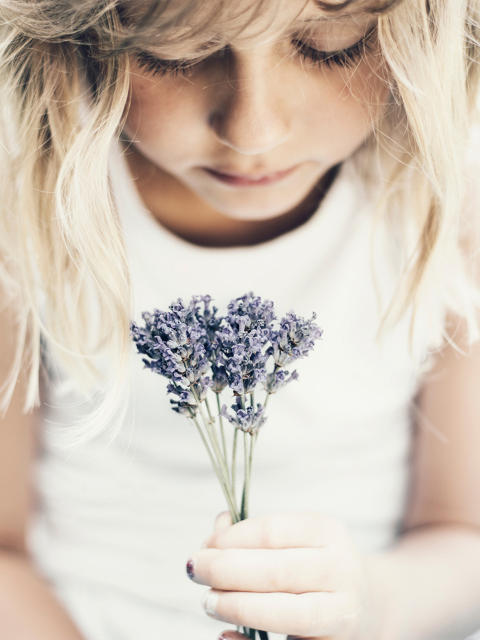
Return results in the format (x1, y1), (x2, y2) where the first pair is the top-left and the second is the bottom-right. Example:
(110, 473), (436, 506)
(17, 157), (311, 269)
(202, 165), (299, 187)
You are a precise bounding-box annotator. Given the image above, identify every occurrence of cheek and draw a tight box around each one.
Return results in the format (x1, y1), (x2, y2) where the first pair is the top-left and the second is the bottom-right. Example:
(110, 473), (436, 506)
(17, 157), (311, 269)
(124, 77), (205, 159)
(301, 61), (389, 158)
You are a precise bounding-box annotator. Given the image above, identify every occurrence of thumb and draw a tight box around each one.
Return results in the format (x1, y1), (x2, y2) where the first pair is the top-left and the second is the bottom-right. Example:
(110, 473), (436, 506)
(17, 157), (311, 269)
(214, 510), (233, 532)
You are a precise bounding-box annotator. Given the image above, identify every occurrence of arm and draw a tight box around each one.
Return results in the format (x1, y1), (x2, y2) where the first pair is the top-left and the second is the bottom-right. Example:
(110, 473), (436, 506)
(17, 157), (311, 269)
(0, 292), (86, 640)
(367, 326), (480, 639)
(188, 324), (480, 640)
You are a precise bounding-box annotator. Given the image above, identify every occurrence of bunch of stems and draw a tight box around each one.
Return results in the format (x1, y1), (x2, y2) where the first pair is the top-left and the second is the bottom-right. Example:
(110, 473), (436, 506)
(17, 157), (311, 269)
(187, 385), (270, 640)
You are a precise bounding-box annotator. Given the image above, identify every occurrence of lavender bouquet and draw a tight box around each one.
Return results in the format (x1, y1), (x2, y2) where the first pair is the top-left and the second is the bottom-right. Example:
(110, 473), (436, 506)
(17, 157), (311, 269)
(130, 293), (322, 640)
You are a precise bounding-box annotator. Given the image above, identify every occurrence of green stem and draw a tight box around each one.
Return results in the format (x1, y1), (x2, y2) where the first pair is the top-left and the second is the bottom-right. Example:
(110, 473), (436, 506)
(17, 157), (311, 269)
(263, 392), (271, 409)
(243, 432), (256, 522)
(240, 437), (246, 522)
(197, 395), (228, 478)
(216, 393), (228, 471)
(190, 415), (237, 522)
(205, 395), (214, 423)
(240, 483), (246, 521)
(232, 427), (238, 500)
(249, 432), (255, 476)
(192, 391), (239, 522)
(243, 430), (250, 519)
(204, 396), (225, 466)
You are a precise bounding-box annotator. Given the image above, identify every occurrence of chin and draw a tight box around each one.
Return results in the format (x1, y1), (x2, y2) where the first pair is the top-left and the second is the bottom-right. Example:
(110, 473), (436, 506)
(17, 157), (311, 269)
(211, 204), (297, 222)
(198, 190), (314, 221)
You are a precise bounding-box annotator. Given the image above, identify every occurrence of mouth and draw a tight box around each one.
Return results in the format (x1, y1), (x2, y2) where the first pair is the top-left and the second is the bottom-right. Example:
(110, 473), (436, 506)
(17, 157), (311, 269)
(202, 165), (299, 187)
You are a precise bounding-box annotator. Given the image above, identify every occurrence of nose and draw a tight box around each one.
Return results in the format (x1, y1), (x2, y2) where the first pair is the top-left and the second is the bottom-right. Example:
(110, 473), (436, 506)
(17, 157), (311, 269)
(208, 50), (291, 155)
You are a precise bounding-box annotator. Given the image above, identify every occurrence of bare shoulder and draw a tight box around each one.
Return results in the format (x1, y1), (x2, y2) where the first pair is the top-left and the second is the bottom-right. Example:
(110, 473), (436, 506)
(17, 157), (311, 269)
(404, 324), (480, 531)
(0, 283), (40, 556)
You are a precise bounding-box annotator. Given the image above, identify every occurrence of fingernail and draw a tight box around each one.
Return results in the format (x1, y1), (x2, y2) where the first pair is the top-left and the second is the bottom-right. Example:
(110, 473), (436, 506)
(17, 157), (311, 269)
(218, 635), (228, 640)
(202, 589), (218, 616)
(186, 558), (195, 580)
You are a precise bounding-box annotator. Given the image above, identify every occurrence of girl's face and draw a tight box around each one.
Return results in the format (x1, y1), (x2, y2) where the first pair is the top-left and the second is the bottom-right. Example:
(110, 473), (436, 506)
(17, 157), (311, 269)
(123, 0), (389, 221)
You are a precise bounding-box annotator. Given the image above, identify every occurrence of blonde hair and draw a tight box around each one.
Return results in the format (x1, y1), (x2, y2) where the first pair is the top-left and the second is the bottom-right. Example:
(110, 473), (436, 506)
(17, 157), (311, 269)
(0, 0), (479, 445)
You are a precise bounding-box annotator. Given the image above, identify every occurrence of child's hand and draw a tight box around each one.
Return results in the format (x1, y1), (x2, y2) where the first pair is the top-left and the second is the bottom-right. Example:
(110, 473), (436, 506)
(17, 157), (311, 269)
(187, 511), (372, 639)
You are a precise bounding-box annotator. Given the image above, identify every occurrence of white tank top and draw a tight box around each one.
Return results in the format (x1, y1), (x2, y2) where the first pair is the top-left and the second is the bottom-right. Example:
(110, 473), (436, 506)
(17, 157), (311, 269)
(27, 144), (429, 640)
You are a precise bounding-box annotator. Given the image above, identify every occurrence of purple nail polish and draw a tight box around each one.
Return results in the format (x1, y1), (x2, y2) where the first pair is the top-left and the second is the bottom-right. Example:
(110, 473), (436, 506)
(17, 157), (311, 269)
(186, 558), (195, 580)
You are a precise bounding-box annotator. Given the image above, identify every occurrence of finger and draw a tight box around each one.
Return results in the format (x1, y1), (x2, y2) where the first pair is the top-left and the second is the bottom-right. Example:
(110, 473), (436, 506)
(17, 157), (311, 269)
(189, 547), (342, 592)
(215, 511), (233, 532)
(202, 589), (349, 637)
(287, 637), (336, 640)
(205, 512), (347, 550)
(218, 632), (249, 640)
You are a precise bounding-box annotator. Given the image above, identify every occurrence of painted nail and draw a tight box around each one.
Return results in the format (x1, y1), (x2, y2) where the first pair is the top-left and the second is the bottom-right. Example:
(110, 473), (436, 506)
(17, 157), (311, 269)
(186, 558), (195, 580)
(202, 589), (218, 616)
(218, 635), (228, 640)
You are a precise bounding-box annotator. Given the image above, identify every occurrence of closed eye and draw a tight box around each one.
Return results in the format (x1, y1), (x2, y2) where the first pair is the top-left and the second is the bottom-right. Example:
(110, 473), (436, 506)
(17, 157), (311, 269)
(134, 50), (199, 77)
(134, 32), (374, 78)
(292, 35), (373, 70)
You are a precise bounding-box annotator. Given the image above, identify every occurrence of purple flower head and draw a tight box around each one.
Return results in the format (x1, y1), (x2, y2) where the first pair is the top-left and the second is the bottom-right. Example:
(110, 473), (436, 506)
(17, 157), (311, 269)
(131, 296), (217, 417)
(211, 362), (229, 394)
(167, 377), (213, 417)
(220, 397), (268, 435)
(263, 368), (299, 394)
(267, 311), (323, 367)
(193, 295), (223, 346)
(213, 293), (275, 396)
(167, 382), (198, 416)
(130, 297), (212, 384)
(226, 292), (276, 333)
(215, 324), (269, 395)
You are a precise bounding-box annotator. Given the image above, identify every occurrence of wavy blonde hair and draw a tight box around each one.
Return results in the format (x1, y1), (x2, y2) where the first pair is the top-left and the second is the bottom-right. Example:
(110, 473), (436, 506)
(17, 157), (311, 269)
(0, 0), (479, 445)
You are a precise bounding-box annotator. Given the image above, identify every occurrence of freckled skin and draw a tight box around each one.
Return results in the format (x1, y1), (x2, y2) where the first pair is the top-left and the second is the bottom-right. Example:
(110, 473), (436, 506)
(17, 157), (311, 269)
(122, 0), (390, 246)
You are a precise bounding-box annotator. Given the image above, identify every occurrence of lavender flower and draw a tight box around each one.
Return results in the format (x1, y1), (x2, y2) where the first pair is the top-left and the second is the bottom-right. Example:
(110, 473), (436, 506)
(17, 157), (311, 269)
(130, 297), (213, 414)
(167, 378), (212, 416)
(214, 293), (275, 396)
(198, 295), (223, 345)
(267, 311), (323, 367)
(263, 368), (299, 394)
(215, 326), (269, 395)
(210, 362), (229, 394)
(226, 292), (276, 332)
(220, 397), (268, 435)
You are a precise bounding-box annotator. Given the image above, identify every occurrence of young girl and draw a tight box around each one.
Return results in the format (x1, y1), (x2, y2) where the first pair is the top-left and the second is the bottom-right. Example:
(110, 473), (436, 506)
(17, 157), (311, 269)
(1, 0), (480, 638)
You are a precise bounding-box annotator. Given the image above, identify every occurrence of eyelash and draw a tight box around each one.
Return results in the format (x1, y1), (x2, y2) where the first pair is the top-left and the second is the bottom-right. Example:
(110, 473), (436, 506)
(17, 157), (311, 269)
(135, 37), (370, 78)
(134, 52), (195, 77)
(292, 38), (371, 70)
